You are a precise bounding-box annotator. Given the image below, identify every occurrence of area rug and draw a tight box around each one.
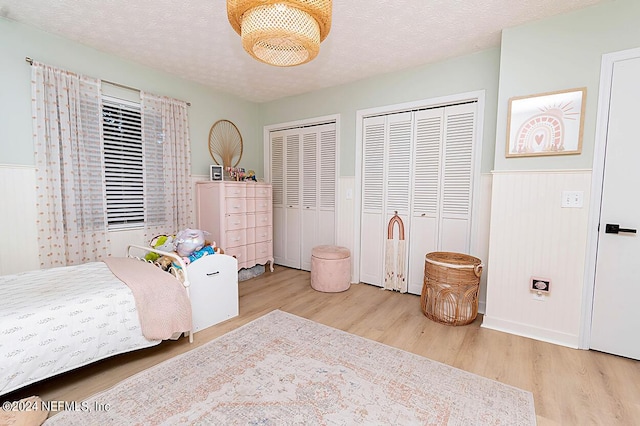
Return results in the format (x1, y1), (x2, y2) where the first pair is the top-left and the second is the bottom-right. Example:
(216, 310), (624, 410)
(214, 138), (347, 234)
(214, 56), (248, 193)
(44, 310), (535, 425)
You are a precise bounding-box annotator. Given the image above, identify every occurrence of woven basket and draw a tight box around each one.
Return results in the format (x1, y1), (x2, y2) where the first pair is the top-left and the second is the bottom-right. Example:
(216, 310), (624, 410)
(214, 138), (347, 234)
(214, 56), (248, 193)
(420, 252), (483, 326)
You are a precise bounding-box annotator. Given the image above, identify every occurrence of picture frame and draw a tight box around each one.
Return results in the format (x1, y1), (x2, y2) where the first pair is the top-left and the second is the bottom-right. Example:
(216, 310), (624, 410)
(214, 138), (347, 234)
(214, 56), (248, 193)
(530, 276), (551, 294)
(506, 87), (586, 158)
(209, 164), (223, 181)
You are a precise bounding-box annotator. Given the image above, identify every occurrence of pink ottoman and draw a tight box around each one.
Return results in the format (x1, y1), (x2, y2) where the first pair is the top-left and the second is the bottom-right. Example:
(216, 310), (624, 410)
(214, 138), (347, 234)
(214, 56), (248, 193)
(311, 245), (351, 292)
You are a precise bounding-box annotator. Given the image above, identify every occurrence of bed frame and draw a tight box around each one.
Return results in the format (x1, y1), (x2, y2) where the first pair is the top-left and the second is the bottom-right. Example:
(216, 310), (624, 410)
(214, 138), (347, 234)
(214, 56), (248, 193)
(0, 245), (198, 397)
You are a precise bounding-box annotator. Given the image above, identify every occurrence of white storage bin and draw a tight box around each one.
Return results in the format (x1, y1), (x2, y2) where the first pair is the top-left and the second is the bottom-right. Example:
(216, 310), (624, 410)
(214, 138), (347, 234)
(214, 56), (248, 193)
(186, 254), (239, 333)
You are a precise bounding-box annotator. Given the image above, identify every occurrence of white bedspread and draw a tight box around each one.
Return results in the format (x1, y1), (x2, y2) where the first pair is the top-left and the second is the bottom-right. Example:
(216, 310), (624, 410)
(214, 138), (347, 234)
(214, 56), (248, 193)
(0, 262), (159, 396)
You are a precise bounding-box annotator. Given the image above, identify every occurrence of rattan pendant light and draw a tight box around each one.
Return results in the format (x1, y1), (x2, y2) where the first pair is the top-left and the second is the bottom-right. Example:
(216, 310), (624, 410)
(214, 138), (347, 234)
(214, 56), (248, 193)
(227, 0), (332, 67)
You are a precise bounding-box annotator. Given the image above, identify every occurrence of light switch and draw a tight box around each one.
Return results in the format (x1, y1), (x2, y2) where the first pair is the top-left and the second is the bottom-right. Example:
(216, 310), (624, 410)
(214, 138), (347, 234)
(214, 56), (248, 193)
(561, 191), (583, 208)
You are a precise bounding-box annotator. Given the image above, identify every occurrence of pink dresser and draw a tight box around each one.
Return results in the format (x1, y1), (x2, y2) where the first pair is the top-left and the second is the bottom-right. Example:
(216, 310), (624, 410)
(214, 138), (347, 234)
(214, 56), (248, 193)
(196, 181), (274, 272)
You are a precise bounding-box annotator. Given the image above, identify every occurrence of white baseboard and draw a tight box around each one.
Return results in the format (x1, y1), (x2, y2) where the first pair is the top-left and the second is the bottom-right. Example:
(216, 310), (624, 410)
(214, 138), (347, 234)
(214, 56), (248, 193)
(481, 315), (579, 349)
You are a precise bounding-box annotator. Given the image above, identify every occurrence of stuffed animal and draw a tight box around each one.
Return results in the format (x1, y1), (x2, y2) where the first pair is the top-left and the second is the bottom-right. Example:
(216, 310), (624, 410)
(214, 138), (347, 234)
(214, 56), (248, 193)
(184, 241), (224, 264)
(174, 228), (208, 258)
(154, 255), (174, 271)
(205, 240), (224, 255)
(186, 245), (216, 264)
(145, 234), (175, 262)
(170, 239), (224, 268)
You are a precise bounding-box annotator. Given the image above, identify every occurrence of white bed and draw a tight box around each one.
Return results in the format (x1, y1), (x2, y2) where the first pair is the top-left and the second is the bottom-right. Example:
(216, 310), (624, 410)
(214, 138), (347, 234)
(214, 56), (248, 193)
(0, 245), (192, 397)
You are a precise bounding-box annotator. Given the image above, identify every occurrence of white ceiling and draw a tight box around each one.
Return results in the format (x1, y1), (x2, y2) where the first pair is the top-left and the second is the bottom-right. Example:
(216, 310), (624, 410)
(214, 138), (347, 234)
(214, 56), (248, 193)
(0, 0), (605, 103)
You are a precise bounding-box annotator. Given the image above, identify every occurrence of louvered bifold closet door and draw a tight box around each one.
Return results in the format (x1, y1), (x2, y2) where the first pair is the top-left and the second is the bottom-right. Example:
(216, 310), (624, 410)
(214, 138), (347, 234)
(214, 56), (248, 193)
(271, 122), (337, 271)
(358, 102), (477, 293)
(299, 123), (337, 271)
(360, 116), (386, 286)
(271, 131), (286, 266)
(385, 113), (413, 216)
(439, 103), (476, 253)
(300, 130), (318, 271)
(283, 131), (302, 268)
(384, 112), (413, 290)
(317, 124), (337, 245)
(407, 108), (444, 294)
(271, 129), (302, 268)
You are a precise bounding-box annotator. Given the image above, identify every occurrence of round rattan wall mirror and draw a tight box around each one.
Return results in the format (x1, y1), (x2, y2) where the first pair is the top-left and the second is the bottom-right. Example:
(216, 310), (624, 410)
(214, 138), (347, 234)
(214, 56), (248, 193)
(208, 119), (243, 168)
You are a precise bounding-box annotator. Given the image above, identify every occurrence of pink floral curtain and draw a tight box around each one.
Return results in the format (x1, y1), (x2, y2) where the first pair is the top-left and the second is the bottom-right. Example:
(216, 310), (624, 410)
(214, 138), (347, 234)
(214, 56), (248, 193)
(31, 62), (111, 268)
(141, 92), (193, 243)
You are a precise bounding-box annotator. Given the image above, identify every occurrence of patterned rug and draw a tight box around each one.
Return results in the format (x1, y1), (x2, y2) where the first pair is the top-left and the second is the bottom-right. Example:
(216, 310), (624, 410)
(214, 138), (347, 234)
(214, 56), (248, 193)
(45, 310), (536, 425)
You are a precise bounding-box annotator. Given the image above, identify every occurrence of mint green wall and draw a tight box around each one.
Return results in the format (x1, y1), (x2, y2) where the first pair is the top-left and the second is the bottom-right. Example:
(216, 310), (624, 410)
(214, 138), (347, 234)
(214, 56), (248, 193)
(494, 0), (640, 171)
(5, 0), (637, 179)
(0, 18), (261, 177)
(259, 48), (501, 176)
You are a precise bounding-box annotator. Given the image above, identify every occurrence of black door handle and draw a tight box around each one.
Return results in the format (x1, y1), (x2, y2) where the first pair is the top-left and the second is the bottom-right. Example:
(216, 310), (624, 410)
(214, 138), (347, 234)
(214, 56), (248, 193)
(605, 223), (637, 234)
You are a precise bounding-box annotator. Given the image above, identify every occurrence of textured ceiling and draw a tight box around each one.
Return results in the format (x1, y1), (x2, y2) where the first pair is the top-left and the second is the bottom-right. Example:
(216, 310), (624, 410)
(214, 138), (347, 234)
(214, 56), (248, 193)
(0, 0), (606, 103)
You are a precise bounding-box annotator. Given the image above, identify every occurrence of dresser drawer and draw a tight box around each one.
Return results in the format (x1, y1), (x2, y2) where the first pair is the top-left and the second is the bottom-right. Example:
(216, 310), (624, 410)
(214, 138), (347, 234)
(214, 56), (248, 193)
(225, 229), (246, 248)
(255, 211), (272, 227)
(225, 197), (247, 214)
(255, 197), (271, 212)
(225, 214), (246, 231)
(225, 245), (247, 270)
(225, 183), (246, 198)
(255, 241), (273, 260)
(255, 226), (271, 243)
(255, 185), (270, 198)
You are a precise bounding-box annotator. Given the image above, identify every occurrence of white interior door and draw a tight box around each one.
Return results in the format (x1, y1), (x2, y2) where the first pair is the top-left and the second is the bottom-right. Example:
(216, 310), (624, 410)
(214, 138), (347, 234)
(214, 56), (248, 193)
(590, 55), (640, 360)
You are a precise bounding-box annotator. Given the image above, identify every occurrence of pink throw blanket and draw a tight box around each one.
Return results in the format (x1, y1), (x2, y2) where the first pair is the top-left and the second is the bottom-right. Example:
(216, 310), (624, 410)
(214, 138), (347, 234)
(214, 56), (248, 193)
(104, 257), (192, 340)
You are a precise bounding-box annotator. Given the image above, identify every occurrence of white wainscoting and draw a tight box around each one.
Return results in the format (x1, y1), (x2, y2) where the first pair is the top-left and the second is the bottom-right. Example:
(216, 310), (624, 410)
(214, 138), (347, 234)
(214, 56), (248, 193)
(472, 173), (493, 314)
(336, 176), (356, 282)
(0, 165), (39, 275)
(482, 170), (592, 348)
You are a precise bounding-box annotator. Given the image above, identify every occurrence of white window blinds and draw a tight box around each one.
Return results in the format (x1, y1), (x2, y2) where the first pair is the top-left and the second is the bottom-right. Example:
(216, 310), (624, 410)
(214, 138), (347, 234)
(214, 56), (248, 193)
(102, 96), (144, 228)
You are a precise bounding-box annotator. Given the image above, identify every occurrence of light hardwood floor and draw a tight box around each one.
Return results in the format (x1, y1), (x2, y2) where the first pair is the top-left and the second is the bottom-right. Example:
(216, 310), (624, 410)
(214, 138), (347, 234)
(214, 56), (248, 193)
(5, 265), (640, 425)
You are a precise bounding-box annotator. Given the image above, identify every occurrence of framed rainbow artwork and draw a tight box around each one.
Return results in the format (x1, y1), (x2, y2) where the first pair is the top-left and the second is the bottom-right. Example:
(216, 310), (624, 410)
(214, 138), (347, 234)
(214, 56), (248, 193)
(506, 87), (586, 157)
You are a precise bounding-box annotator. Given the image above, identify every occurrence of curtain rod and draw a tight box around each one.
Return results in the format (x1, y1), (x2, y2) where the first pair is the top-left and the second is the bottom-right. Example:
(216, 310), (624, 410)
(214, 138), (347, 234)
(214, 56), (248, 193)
(25, 56), (191, 106)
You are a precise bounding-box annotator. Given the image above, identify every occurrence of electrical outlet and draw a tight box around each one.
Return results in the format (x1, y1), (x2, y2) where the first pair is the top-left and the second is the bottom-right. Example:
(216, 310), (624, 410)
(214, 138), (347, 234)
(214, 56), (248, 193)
(561, 190), (583, 208)
(531, 276), (550, 301)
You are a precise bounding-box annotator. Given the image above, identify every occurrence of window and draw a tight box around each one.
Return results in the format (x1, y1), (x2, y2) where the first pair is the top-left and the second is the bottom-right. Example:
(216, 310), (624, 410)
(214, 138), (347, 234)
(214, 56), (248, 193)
(102, 96), (144, 229)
